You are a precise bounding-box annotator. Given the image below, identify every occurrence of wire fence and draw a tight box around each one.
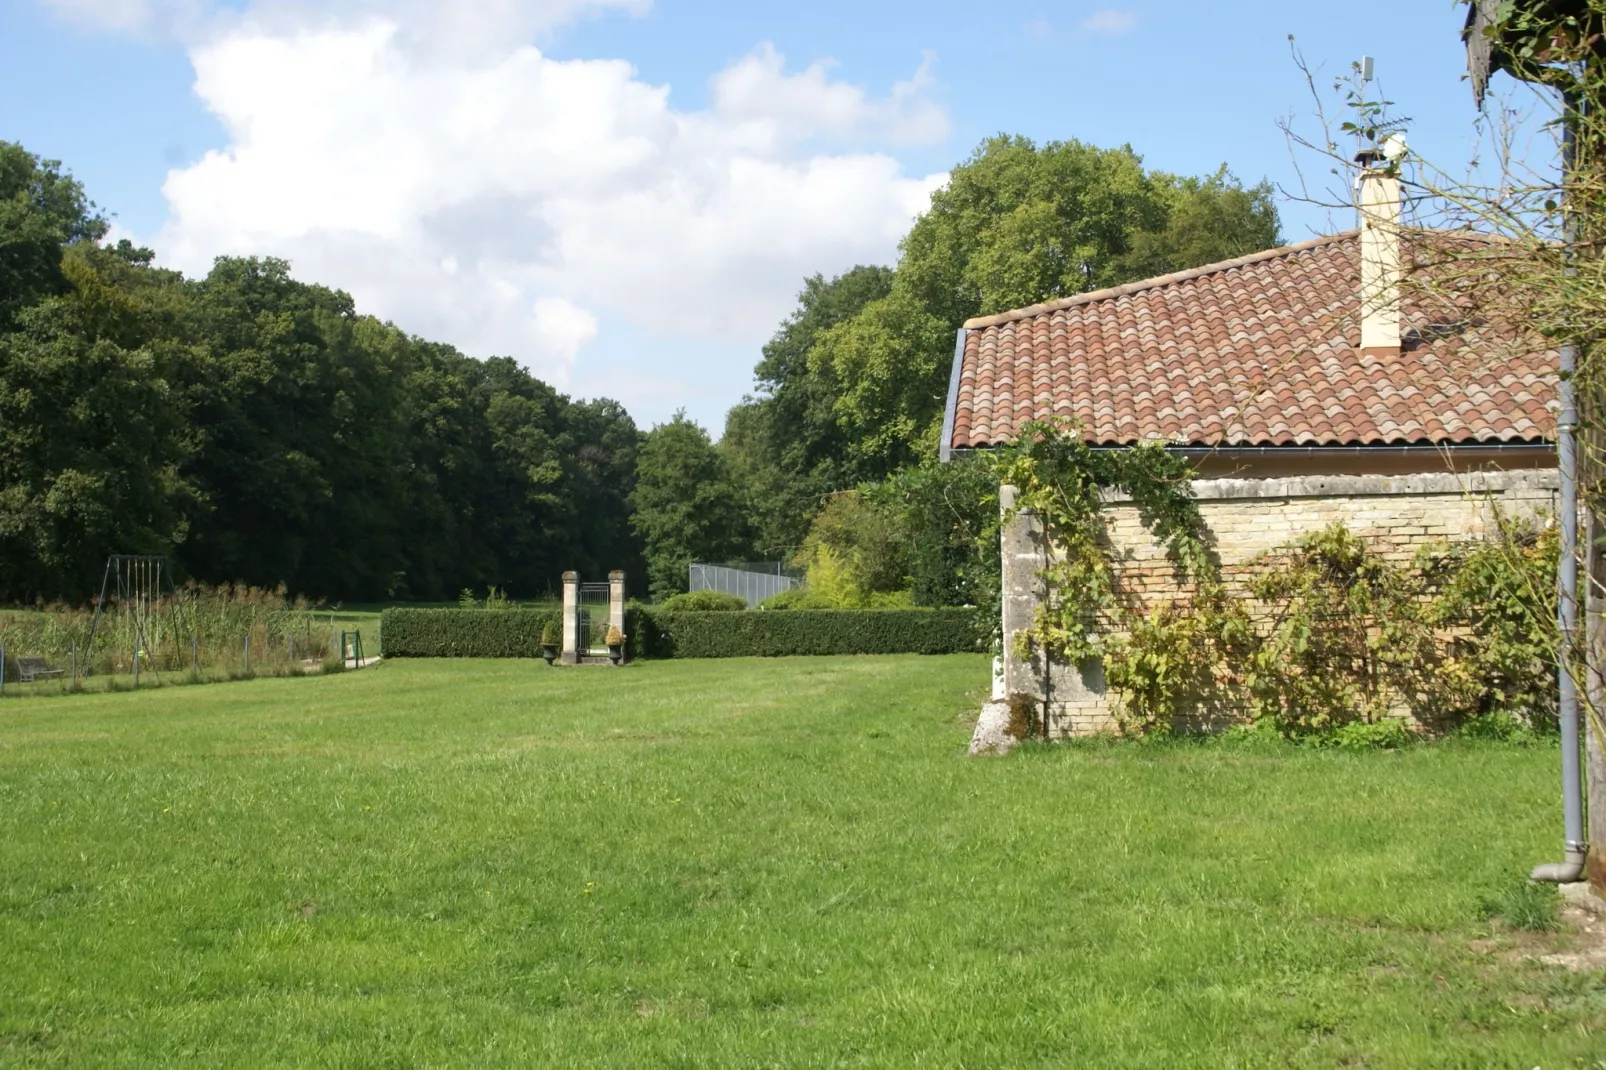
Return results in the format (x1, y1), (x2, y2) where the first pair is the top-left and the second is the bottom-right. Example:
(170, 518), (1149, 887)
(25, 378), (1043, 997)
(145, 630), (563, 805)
(689, 562), (803, 609)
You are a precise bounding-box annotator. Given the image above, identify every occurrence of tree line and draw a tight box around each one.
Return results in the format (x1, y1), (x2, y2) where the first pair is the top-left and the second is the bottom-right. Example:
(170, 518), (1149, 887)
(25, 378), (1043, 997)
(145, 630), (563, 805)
(0, 141), (639, 604)
(0, 134), (1279, 607)
(648, 135), (1281, 602)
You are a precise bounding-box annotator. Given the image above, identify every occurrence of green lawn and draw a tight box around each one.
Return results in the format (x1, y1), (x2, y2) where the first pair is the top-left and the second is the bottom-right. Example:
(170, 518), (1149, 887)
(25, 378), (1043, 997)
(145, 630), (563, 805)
(0, 656), (1601, 1066)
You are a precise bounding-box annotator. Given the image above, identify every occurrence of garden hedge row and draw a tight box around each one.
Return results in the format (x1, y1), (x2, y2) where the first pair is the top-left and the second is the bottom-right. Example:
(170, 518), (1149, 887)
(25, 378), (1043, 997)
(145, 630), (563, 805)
(381, 606), (984, 659)
(381, 608), (560, 658)
(626, 607), (984, 659)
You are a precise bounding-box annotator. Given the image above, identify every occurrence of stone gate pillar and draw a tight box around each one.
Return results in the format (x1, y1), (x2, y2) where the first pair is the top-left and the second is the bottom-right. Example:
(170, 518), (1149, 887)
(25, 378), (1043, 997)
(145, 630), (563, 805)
(561, 570), (579, 665)
(608, 571), (626, 635)
(998, 482), (1111, 738)
(608, 571), (627, 665)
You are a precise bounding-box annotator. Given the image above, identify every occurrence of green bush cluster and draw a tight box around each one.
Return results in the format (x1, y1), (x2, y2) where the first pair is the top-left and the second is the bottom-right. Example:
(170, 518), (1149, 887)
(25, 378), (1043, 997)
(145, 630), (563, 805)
(382, 605), (983, 659)
(658, 590), (749, 612)
(382, 608), (560, 658)
(758, 587), (913, 610)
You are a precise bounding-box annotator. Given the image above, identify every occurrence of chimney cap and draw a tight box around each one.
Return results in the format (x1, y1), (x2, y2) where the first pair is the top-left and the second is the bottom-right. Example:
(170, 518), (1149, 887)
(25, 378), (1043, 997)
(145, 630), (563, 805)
(1355, 148), (1386, 168)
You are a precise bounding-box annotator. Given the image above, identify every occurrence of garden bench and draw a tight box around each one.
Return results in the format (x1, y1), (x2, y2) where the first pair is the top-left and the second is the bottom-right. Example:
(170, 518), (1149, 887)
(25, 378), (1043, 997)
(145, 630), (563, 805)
(16, 656), (65, 683)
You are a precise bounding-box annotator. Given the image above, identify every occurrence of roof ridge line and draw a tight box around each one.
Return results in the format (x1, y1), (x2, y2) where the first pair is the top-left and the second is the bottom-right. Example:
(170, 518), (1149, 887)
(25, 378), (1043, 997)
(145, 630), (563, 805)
(960, 230), (1360, 331)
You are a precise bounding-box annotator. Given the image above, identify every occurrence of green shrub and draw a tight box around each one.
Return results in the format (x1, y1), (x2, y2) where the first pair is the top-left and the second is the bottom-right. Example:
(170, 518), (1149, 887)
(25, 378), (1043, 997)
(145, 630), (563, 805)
(625, 606), (983, 659)
(1299, 719), (1416, 750)
(759, 588), (834, 611)
(753, 586), (916, 611)
(660, 590), (749, 612)
(1105, 520), (1560, 739)
(381, 608), (560, 658)
(1452, 711), (1539, 743)
(794, 491), (908, 606)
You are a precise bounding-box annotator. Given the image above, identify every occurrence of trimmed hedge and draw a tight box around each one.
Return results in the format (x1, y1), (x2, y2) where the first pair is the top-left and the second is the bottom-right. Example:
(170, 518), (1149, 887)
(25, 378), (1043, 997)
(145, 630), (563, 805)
(626, 606), (984, 660)
(381, 605), (985, 659)
(381, 608), (560, 658)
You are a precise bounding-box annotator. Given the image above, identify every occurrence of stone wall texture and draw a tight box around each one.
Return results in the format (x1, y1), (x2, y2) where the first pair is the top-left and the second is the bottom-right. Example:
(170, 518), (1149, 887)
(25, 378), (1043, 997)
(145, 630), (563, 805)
(1001, 469), (1560, 738)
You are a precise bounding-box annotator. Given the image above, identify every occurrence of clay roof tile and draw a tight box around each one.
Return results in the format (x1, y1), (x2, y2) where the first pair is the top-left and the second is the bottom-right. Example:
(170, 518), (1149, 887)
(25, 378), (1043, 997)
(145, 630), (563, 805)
(947, 230), (1556, 451)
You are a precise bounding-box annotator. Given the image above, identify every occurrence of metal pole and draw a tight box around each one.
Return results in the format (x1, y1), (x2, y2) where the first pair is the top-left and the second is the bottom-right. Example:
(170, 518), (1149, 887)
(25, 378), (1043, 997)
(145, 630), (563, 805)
(133, 645), (140, 688)
(1560, 330), (1585, 858)
(1535, 91), (1589, 882)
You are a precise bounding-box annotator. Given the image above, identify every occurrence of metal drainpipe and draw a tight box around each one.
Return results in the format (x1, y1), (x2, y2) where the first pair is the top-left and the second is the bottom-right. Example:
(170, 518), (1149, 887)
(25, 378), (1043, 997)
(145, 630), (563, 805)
(1533, 90), (1588, 885)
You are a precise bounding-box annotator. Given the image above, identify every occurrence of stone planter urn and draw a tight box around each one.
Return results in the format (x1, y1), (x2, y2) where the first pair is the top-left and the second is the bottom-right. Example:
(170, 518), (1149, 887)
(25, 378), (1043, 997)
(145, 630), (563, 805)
(540, 624), (559, 666)
(606, 626), (625, 666)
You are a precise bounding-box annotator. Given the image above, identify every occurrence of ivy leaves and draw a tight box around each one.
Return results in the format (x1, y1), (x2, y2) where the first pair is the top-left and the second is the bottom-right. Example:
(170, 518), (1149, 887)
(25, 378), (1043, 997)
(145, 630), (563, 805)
(1000, 419), (1557, 738)
(997, 418), (1215, 665)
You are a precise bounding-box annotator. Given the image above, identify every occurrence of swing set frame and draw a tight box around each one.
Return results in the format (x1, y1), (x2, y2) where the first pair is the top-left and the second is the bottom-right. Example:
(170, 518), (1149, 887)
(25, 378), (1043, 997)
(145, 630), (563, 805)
(84, 555), (192, 681)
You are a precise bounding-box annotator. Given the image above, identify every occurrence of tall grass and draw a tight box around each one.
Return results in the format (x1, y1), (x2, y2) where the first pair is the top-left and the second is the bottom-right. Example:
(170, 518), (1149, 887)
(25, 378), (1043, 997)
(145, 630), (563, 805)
(0, 583), (342, 695)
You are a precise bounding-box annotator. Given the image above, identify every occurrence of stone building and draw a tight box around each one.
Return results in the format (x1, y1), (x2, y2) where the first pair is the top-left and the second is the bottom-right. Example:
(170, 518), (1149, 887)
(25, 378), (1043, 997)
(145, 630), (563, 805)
(941, 162), (1559, 736)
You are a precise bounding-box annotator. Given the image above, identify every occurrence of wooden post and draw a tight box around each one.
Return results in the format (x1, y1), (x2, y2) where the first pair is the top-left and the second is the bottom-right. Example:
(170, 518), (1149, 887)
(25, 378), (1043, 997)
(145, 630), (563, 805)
(1, 642), (6, 697)
(70, 641), (77, 689)
(192, 635), (199, 673)
(244, 634), (251, 675)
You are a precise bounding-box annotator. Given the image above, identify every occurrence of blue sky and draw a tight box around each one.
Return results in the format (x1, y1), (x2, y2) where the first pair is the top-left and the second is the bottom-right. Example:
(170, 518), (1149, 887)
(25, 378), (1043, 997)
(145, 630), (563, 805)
(0, 0), (1553, 433)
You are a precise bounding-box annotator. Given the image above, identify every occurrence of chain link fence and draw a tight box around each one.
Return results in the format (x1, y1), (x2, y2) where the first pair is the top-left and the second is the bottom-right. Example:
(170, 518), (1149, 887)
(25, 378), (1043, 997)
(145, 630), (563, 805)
(689, 562), (803, 609)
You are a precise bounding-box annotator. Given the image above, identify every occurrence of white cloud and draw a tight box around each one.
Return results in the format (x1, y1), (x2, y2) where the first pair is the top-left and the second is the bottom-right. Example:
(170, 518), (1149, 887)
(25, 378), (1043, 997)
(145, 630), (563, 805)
(41, 0), (208, 37)
(44, 0), (646, 50)
(146, 8), (948, 397)
(710, 43), (948, 150)
(1081, 9), (1135, 34)
(531, 297), (599, 369)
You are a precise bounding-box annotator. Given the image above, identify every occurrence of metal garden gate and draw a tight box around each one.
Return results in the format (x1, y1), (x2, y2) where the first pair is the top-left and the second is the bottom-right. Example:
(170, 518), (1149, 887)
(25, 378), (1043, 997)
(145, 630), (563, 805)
(578, 582), (611, 654)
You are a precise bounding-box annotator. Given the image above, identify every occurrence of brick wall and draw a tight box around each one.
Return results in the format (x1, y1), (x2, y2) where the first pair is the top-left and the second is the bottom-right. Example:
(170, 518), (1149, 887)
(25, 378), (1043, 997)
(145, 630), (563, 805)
(1000, 469), (1559, 738)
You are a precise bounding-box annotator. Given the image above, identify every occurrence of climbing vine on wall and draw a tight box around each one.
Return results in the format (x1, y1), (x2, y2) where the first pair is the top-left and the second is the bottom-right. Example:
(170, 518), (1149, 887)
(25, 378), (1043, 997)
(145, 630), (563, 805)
(996, 418), (1214, 665)
(999, 419), (1560, 739)
(1109, 521), (1559, 738)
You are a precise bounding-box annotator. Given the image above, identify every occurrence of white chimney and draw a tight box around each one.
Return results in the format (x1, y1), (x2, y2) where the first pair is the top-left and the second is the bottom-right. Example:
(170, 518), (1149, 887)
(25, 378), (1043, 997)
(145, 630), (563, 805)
(1356, 150), (1402, 354)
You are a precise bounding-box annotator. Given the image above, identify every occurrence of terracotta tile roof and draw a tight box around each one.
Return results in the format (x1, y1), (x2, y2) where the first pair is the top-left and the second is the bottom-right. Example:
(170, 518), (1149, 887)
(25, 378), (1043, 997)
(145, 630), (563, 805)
(947, 230), (1558, 450)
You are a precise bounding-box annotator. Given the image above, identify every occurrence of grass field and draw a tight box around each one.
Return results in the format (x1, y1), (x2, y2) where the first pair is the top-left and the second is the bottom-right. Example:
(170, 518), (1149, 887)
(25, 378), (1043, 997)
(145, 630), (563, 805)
(1, 655), (1602, 1066)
